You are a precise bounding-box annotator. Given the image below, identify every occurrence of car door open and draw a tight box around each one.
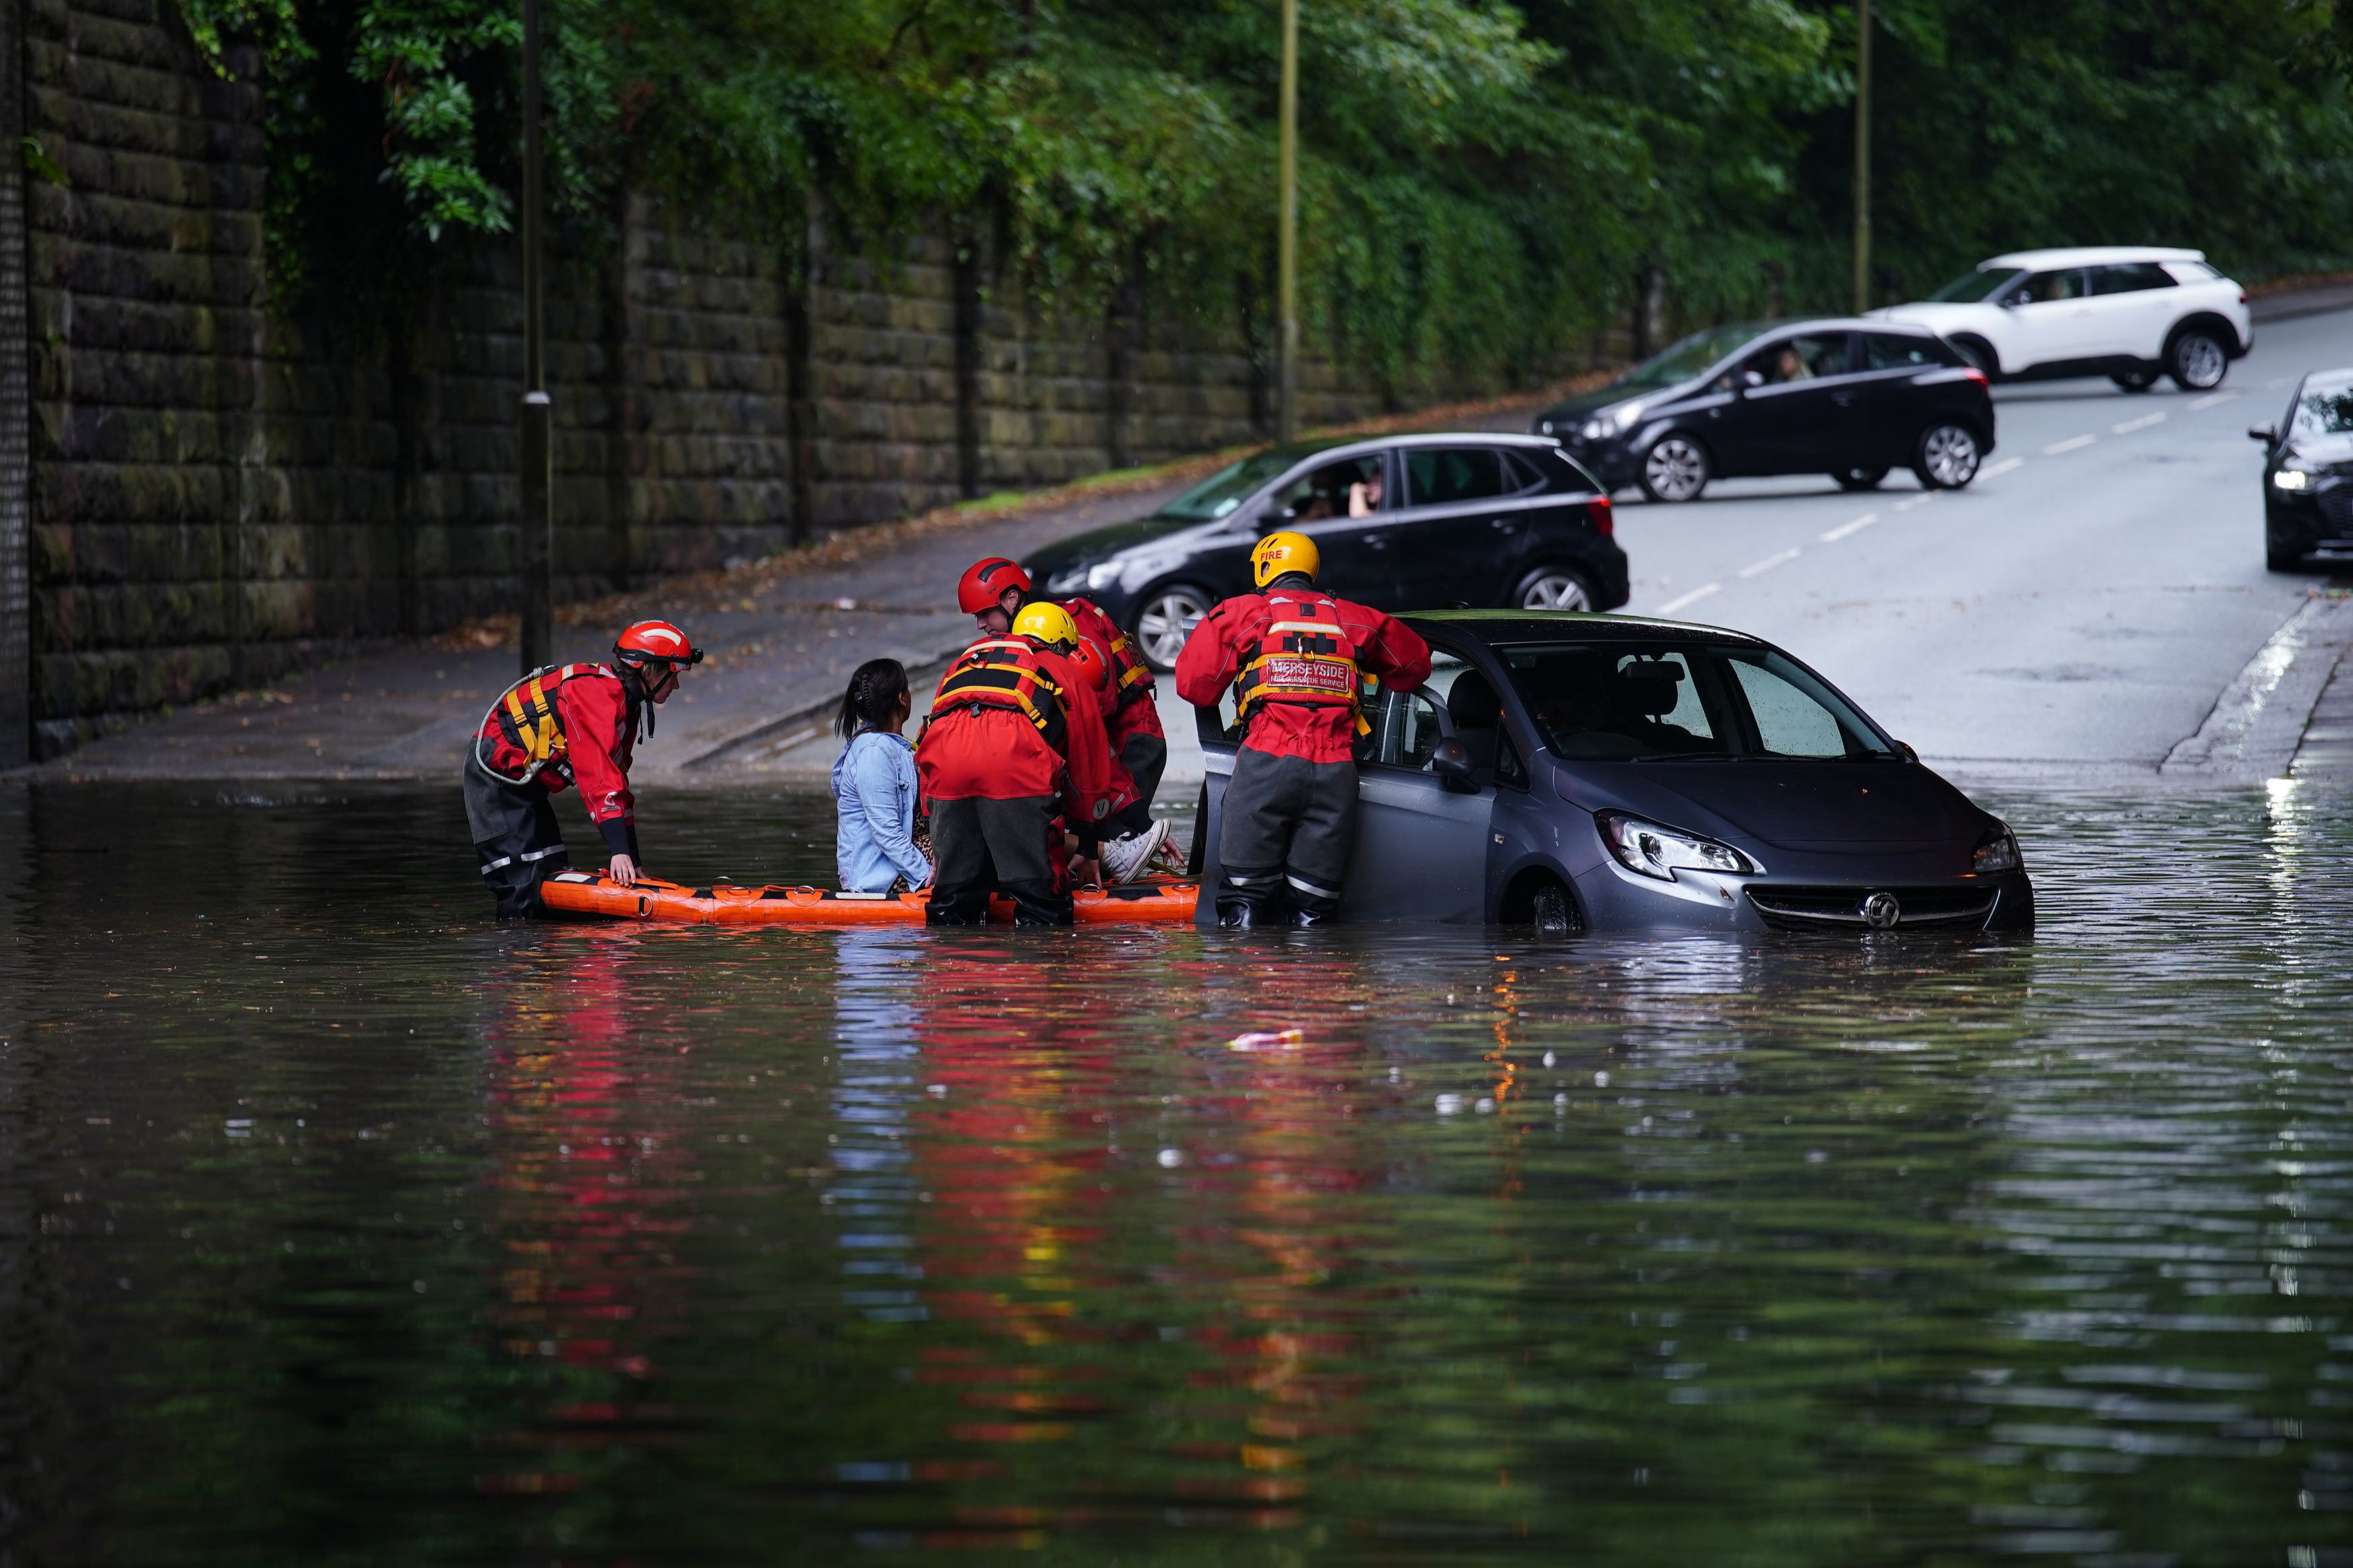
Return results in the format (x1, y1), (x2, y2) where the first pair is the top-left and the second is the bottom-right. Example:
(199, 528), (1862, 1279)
(1191, 652), (1493, 924)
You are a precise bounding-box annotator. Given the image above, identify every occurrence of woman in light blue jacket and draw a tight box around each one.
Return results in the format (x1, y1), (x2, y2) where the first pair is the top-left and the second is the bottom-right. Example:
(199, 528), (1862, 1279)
(832, 659), (932, 893)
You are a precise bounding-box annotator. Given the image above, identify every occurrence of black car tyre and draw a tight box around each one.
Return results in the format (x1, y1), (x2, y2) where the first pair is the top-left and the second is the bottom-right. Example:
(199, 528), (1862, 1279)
(1914, 423), (1982, 489)
(2112, 366), (2160, 393)
(1833, 466), (1889, 491)
(1639, 435), (1710, 503)
(1512, 565), (1597, 611)
(1531, 881), (1582, 937)
(1133, 584), (1213, 672)
(2168, 327), (2228, 392)
(2268, 545), (2306, 573)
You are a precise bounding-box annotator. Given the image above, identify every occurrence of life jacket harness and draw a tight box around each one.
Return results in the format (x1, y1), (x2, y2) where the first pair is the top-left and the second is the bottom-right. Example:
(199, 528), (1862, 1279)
(473, 663), (632, 786)
(1233, 592), (1371, 736)
(1099, 625), (1155, 703)
(930, 638), (1070, 751)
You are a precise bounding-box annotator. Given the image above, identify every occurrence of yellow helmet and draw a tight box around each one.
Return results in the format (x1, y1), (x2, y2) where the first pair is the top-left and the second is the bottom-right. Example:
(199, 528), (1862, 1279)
(1010, 601), (1080, 650)
(1250, 530), (1319, 589)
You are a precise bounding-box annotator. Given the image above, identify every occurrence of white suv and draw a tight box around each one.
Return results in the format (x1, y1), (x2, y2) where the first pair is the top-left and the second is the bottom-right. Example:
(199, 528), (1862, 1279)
(1872, 247), (2252, 394)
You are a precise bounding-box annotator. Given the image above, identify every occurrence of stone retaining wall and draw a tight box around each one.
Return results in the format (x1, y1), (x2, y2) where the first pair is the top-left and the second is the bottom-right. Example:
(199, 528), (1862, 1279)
(15, 0), (1536, 757)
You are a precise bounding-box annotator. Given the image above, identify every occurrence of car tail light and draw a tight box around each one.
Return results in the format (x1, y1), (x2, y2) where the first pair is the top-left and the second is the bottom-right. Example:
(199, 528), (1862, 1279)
(2239, 290), (2249, 305)
(1961, 367), (1988, 387)
(1589, 495), (1614, 537)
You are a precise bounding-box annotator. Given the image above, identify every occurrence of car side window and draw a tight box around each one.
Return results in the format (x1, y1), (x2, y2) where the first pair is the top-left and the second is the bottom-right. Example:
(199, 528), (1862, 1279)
(1382, 689), (1446, 768)
(2012, 269), (2085, 305)
(1862, 333), (1943, 371)
(1740, 333), (1850, 385)
(2091, 263), (2178, 294)
(1265, 453), (1382, 525)
(1494, 727), (1528, 790)
(1502, 450), (1549, 493)
(1729, 658), (1846, 757)
(1405, 448), (1508, 507)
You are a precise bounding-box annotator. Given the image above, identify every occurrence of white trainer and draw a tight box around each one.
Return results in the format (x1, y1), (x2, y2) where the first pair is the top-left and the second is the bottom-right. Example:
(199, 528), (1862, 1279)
(1099, 819), (1172, 884)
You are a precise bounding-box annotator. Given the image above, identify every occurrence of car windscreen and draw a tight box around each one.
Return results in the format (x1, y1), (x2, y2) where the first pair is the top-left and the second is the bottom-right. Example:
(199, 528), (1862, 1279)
(1156, 446), (1338, 522)
(1607, 323), (1761, 392)
(2292, 382), (2353, 439)
(1496, 642), (1897, 761)
(1926, 268), (2023, 303)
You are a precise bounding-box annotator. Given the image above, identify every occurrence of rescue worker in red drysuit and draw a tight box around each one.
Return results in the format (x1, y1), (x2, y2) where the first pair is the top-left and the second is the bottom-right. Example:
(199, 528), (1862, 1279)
(463, 620), (703, 918)
(916, 601), (1128, 927)
(956, 557), (1171, 881)
(1173, 531), (1431, 927)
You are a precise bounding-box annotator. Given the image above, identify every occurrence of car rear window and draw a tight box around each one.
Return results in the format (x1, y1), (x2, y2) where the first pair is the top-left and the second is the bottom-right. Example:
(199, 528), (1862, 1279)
(1498, 642), (1895, 761)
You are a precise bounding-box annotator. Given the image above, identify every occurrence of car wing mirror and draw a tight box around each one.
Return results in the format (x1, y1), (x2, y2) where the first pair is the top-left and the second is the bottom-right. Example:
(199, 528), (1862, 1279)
(1432, 736), (1477, 788)
(1741, 369), (1765, 389)
(2247, 425), (2278, 445)
(1893, 740), (1919, 763)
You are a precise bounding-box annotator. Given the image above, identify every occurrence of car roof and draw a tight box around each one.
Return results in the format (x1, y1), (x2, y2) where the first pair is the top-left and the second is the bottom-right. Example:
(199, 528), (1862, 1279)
(1402, 610), (1769, 647)
(1978, 246), (2206, 270)
(2300, 367), (2353, 392)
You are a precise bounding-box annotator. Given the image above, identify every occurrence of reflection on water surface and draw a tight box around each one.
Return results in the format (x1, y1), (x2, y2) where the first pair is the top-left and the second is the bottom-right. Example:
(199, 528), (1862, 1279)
(0, 780), (2348, 1563)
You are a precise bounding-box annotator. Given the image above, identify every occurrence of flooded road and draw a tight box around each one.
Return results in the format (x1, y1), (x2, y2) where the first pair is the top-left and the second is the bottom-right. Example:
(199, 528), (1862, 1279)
(2, 780), (2349, 1564)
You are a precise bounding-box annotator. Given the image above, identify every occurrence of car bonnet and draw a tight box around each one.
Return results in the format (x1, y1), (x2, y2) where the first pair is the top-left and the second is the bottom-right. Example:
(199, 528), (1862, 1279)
(1562, 757), (1980, 850)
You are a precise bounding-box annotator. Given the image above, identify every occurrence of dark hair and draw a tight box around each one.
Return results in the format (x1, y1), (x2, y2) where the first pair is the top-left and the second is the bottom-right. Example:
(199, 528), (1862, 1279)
(836, 658), (911, 739)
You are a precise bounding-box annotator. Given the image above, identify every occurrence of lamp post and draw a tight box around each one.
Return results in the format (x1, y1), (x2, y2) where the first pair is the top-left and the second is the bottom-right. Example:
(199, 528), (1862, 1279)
(1275, 0), (1298, 442)
(1852, 0), (1872, 315)
(518, 0), (553, 673)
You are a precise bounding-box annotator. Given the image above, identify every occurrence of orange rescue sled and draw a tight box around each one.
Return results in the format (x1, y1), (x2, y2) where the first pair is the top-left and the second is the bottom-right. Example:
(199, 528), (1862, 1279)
(539, 871), (1198, 926)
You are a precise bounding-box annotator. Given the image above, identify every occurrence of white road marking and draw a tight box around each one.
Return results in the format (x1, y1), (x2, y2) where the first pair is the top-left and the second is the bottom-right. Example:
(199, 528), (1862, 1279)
(2189, 389), (2241, 410)
(2112, 412), (2168, 435)
(1655, 583), (1721, 615)
(1980, 457), (2025, 479)
(1893, 493), (1939, 512)
(1738, 548), (1802, 578)
(2043, 434), (2097, 455)
(1820, 513), (1880, 542)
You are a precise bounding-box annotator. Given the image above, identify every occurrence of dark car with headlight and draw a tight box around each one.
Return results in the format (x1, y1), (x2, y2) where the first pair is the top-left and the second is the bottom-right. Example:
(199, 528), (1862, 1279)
(2251, 369), (2353, 571)
(1531, 318), (1996, 503)
(1190, 610), (2031, 933)
(1024, 433), (1628, 670)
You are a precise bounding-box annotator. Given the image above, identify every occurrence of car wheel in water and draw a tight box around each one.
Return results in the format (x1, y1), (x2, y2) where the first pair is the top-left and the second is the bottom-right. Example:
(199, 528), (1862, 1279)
(2112, 366), (2160, 393)
(1833, 466), (1888, 492)
(1914, 423), (1982, 489)
(2168, 329), (2228, 391)
(1133, 584), (1213, 671)
(1531, 882), (1581, 937)
(1512, 565), (1596, 611)
(1639, 435), (1709, 503)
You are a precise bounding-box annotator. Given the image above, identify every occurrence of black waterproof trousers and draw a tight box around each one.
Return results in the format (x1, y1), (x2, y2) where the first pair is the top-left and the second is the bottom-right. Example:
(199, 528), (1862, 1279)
(463, 755), (569, 918)
(927, 794), (1071, 927)
(1098, 730), (1170, 842)
(1215, 748), (1357, 926)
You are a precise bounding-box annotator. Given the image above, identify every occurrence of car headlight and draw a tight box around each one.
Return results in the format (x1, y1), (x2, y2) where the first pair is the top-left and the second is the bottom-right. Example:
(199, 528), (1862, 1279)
(1581, 402), (1644, 442)
(1087, 561), (1124, 591)
(2274, 467), (2314, 492)
(1597, 811), (1762, 881)
(1972, 823), (2022, 873)
(1044, 565), (1089, 594)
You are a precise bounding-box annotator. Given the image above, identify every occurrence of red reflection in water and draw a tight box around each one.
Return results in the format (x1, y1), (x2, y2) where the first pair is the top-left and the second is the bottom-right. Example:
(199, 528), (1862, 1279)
(479, 933), (699, 1483)
(898, 949), (1383, 1536)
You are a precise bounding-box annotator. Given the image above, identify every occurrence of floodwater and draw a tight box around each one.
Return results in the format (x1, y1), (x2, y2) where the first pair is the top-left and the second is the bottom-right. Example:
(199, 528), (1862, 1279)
(1, 779), (2350, 1566)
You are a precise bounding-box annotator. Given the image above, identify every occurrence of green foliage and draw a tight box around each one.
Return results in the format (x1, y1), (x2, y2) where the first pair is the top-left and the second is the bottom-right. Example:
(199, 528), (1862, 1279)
(170, 0), (2353, 389)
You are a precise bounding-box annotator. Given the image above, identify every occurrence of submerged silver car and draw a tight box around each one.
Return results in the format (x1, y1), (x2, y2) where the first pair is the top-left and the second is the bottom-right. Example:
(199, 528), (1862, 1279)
(1190, 611), (2032, 933)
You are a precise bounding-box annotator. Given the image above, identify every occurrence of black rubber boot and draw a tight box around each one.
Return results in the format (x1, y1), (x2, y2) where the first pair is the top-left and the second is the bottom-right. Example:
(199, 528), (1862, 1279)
(1000, 878), (1075, 927)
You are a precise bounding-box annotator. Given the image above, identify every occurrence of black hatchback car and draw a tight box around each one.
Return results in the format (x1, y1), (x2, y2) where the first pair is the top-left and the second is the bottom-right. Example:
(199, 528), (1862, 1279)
(1023, 433), (1629, 670)
(2250, 368), (2353, 571)
(1532, 318), (1997, 503)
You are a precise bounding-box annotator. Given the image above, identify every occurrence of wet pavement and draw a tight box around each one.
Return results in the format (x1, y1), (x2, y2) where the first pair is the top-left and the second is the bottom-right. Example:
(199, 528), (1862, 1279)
(4, 778), (2352, 1563)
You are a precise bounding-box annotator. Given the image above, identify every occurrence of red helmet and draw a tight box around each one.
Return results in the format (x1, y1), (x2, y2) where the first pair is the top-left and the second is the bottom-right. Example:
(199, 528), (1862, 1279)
(956, 557), (1033, 615)
(1064, 637), (1111, 693)
(613, 620), (703, 671)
